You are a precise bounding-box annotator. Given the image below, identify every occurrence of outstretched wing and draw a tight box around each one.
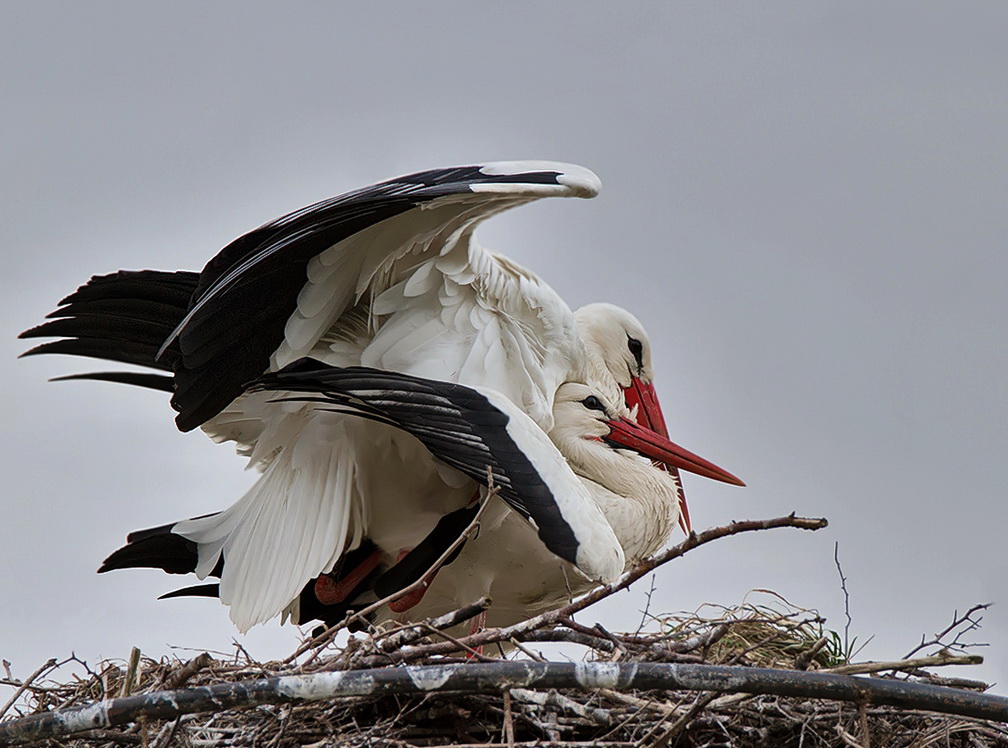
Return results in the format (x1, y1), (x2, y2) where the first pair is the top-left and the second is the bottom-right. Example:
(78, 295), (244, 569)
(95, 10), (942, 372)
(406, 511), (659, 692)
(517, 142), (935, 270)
(163, 162), (600, 432)
(253, 360), (624, 585)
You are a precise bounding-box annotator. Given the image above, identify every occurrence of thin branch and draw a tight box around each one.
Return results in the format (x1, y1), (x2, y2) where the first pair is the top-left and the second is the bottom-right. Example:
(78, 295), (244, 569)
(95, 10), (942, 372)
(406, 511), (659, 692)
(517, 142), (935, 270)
(826, 653), (983, 676)
(4, 661), (1007, 745)
(508, 638), (546, 663)
(0, 660), (57, 721)
(352, 514), (828, 666)
(903, 603), (991, 660)
(150, 716), (182, 748)
(375, 597), (492, 653)
(520, 629), (616, 653)
(834, 542), (853, 661)
(164, 653), (213, 690)
(659, 623), (730, 657)
(421, 623), (496, 662)
(502, 689), (515, 748)
(647, 691), (719, 748)
(635, 575), (658, 636)
(795, 636), (831, 671)
(509, 688), (612, 725)
(288, 484), (499, 663)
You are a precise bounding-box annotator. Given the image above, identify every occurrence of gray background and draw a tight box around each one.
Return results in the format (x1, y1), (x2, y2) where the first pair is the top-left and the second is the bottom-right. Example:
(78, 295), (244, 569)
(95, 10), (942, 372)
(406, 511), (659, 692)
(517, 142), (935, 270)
(2, 3), (1005, 689)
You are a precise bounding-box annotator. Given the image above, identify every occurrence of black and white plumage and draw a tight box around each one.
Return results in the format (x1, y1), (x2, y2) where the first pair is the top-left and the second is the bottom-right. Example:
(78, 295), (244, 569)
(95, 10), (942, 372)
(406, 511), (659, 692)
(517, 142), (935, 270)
(249, 360), (624, 576)
(22, 161), (742, 630)
(22, 162), (608, 436)
(180, 163), (597, 432)
(99, 360), (731, 628)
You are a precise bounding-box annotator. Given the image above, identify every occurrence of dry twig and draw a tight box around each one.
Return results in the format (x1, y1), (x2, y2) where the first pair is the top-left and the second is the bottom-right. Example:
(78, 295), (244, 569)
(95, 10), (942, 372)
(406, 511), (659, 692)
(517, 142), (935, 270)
(5, 513), (1007, 747)
(0, 659), (57, 721)
(289, 483), (499, 663)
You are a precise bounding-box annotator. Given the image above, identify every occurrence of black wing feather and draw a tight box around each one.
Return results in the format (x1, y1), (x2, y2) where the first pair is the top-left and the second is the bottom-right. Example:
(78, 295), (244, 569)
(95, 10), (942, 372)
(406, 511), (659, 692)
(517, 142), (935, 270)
(253, 361), (579, 566)
(99, 514), (224, 577)
(166, 166), (566, 432)
(19, 270), (198, 378)
(52, 371), (175, 392)
(20, 169), (568, 434)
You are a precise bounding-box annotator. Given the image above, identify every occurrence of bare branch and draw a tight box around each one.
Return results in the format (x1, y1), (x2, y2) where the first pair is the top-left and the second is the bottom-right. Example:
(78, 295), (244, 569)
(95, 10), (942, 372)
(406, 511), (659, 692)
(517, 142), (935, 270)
(827, 653), (983, 676)
(520, 628), (617, 653)
(834, 542), (853, 661)
(164, 653), (213, 690)
(903, 603), (992, 660)
(635, 575), (658, 636)
(0, 659), (56, 721)
(3, 661), (1006, 745)
(289, 485), (499, 663)
(118, 648), (141, 698)
(376, 597), (492, 653)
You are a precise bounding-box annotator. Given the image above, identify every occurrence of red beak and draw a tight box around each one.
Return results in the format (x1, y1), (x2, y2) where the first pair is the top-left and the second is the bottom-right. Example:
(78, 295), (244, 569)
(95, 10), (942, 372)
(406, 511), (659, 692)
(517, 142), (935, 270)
(624, 377), (668, 436)
(621, 377), (745, 534)
(624, 378), (691, 534)
(604, 415), (746, 487)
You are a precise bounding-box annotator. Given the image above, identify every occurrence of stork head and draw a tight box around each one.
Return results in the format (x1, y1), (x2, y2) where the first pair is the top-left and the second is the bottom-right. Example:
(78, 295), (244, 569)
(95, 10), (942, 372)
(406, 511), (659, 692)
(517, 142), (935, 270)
(575, 302), (653, 387)
(572, 306), (744, 535)
(550, 383), (743, 491)
(574, 302), (667, 435)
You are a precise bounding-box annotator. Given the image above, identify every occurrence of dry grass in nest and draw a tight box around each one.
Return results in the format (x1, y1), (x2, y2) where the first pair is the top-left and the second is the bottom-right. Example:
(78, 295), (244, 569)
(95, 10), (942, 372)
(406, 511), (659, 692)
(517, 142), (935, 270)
(1, 514), (1005, 747)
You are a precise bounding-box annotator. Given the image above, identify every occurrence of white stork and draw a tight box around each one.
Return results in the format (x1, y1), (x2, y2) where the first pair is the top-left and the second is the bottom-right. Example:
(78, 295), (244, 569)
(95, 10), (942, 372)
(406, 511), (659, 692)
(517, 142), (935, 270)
(21, 162), (741, 630)
(98, 361), (740, 629)
(576, 302), (692, 534)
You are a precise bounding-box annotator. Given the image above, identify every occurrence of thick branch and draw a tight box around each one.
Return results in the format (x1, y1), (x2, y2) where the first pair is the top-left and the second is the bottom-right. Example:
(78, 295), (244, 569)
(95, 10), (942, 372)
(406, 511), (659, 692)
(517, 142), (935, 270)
(1, 661), (1005, 745)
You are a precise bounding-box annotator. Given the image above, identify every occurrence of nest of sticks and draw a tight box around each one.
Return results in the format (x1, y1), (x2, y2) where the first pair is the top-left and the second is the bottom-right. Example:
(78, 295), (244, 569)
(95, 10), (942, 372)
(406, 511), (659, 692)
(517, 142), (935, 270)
(2, 514), (1005, 748)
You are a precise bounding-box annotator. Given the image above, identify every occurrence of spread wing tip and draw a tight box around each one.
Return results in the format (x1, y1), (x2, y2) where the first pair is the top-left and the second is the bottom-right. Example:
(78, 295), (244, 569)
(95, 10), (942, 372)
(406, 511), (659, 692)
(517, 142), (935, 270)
(474, 161), (601, 199)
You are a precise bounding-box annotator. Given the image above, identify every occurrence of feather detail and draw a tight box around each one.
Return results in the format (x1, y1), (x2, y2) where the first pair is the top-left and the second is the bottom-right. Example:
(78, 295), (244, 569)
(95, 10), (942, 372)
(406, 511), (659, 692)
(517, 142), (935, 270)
(173, 415), (358, 631)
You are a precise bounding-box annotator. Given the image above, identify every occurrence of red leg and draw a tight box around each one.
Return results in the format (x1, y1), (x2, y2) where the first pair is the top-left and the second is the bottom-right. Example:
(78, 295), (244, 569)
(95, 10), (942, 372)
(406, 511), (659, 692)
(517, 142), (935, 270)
(388, 490), (482, 613)
(388, 548), (441, 613)
(466, 609), (488, 657)
(314, 549), (383, 605)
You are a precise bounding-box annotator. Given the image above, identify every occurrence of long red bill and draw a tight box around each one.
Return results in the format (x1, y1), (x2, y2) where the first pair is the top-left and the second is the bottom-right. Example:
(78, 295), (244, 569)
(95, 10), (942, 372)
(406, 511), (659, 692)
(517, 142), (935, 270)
(624, 378), (691, 534)
(624, 377), (669, 436)
(604, 415), (745, 487)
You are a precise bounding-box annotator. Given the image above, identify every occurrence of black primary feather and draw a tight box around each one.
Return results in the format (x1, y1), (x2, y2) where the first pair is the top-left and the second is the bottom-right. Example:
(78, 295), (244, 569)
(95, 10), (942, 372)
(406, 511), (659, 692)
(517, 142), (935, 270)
(252, 360), (579, 568)
(19, 269), (198, 383)
(164, 165), (565, 432)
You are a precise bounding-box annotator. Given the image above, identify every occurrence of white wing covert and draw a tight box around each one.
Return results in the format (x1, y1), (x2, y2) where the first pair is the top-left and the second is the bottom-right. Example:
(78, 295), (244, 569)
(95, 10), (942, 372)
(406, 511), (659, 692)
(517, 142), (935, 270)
(251, 362), (625, 585)
(163, 162), (601, 434)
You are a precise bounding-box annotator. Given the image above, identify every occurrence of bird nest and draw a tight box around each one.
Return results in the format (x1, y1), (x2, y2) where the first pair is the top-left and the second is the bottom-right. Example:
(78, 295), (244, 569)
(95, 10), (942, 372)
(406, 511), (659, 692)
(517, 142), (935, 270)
(2, 515), (1005, 747)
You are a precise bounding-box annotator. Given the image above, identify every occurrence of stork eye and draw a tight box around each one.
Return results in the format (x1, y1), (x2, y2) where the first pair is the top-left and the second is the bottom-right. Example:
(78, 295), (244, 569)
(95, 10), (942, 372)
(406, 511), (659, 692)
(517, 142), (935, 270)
(581, 395), (606, 412)
(627, 336), (644, 370)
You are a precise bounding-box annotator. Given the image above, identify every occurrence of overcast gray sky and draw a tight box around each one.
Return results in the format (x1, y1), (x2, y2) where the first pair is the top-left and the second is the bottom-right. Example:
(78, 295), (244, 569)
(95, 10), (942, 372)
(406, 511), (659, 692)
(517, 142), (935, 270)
(3, 3), (1006, 691)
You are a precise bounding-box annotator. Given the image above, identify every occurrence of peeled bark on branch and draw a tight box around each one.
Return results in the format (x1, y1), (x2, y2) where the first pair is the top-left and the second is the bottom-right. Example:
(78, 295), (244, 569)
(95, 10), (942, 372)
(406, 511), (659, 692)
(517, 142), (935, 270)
(2, 661), (1006, 746)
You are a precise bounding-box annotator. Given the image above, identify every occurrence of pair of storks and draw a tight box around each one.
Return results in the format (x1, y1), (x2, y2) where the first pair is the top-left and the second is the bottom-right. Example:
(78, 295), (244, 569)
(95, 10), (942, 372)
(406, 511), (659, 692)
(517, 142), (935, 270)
(21, 162), (743, 635)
